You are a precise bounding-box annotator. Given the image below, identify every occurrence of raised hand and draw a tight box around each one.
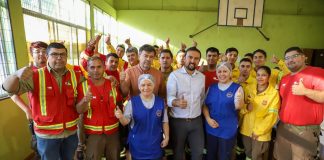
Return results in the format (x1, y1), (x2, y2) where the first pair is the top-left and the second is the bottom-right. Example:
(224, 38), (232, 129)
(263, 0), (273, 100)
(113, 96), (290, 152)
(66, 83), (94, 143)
(271, 54), (279, 64)
(165, 37), (170, 45)
(125, 38), (131, 46)
(180, 42), (186, 51)
(192, 40), (197, 47)
(220, 54), (228, 62)
(95, 34), (102, 43)
(16, 62), (34, 81)
(105, 34), (111, 45)
(198, 61), (206, 72)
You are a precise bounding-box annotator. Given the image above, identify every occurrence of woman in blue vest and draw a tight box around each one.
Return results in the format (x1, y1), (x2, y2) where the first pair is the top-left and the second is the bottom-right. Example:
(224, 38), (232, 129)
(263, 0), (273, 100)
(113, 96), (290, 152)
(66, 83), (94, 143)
(203, 62), (244, 160)
(115, 74), (169, 160)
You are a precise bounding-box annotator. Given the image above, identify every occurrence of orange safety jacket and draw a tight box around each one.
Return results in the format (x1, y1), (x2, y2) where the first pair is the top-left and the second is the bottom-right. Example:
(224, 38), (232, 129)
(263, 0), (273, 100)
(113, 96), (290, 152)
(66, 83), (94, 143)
(78, 79), (119, 135)
(31, 67), (80, 135)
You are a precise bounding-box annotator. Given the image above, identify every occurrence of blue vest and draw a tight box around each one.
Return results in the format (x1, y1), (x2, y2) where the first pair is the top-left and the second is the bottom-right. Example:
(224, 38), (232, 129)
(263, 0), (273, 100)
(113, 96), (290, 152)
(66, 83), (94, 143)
(128, 95), (164, 159)
(205, 83), (240, 139)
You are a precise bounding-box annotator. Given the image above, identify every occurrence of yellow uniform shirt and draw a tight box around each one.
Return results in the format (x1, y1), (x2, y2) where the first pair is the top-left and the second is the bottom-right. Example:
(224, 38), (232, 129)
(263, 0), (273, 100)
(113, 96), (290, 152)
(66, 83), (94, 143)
(240, 84), (280, 141)
(151, 58), (161, 70)
(250, 61), (290, 88)
(231, 65), (240, 82)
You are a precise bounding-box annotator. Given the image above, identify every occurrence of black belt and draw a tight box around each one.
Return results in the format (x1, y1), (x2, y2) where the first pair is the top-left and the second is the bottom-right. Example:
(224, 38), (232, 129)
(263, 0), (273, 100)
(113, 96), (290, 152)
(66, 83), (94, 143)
(172, 115), (201, 122)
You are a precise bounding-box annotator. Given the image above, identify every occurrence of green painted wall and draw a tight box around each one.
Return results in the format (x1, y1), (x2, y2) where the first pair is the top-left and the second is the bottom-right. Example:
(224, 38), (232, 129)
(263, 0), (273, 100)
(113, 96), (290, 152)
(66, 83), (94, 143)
(116, 10), (324, 66)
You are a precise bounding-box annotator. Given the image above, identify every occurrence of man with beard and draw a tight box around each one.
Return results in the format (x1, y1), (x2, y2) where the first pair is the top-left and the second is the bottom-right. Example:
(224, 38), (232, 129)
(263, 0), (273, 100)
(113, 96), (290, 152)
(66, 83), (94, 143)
(167, 47), (205, 160)
(274, 47), (324, 160)
(120, 44), (164, 98)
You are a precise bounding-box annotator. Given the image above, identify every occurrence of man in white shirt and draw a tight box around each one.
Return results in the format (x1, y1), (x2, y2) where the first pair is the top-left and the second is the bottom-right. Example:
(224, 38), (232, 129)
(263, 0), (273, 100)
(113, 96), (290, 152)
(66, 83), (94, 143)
(167, 47), (205, 160)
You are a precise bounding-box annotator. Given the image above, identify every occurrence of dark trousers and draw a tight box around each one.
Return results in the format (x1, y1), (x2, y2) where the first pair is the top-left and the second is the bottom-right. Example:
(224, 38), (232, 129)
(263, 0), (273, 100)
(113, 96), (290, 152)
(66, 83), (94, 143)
(170, 116), (204, 160)
(206, 133), (236, 160)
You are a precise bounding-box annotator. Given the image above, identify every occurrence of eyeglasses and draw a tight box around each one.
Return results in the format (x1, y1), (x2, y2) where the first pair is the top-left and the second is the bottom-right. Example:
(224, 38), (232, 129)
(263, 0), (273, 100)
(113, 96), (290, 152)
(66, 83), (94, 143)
(284, 54), (301, 61)
(49, 52), (67, 58)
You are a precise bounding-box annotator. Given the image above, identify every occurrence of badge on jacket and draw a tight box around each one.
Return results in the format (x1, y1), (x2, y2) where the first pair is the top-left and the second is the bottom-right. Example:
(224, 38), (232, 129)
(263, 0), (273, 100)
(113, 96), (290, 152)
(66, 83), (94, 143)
(226, 92), (233, 98)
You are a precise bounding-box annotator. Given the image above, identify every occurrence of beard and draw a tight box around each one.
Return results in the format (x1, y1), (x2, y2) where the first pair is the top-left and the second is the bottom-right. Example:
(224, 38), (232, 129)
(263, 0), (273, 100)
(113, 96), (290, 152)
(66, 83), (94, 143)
(185, 63), (196, 71)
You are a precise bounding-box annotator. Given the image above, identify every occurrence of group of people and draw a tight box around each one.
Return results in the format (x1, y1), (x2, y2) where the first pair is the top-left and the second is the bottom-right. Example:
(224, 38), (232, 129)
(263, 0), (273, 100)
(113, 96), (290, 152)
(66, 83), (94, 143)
(2, 35), (324, 160)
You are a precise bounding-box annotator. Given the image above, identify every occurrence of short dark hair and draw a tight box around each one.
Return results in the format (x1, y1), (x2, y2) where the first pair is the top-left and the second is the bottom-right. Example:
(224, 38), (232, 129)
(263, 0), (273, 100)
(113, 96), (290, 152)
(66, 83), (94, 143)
(116, 44), (125, 50)
(185, 47), (201, 58)
(225, 47), (238, 55)
(106, 53), (119, 60)
(126, 47), (138, 54)
(160, 49), (173, 59)
(30, 41), (48, 56)
(244, 53), (253, 59)
(253, 49), (267, 58)
(284, 47), (303, 56)
(239, 58), (252, 64)
(139, 44), (156, 55)
(46, 42), (67, 55)
(153, 45), (159, 49)
(87, 56), (104, 67)
(257, 65), (271, 76)
(206, 47), (220, 55)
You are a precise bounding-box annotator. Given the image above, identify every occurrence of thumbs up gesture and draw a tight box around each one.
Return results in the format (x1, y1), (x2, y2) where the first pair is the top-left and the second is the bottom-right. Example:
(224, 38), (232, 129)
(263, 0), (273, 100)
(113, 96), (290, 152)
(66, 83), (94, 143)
(105, 34), (111, 45)
(16, 62), (34, 81)
(271, 54), (279, 64)
(119, 67), (126, 82)
(292, 78), (306, 96)
(192, 40), (198, 47)
(180, 42), (186, 51)
(177, 95), (187, 109)
(83, 86), (93, 103)
(114, 107), (123, 119)
(198, 61), (206, 72)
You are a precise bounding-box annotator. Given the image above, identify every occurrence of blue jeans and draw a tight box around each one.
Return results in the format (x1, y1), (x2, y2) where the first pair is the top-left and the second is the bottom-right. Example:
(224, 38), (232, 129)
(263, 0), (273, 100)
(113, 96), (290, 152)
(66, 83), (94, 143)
(36, 133), (78, 160)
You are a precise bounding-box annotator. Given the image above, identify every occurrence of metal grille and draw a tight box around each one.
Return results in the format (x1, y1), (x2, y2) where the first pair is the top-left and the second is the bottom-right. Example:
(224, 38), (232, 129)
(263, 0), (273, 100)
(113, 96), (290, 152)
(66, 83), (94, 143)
(0, 0), (17, 99)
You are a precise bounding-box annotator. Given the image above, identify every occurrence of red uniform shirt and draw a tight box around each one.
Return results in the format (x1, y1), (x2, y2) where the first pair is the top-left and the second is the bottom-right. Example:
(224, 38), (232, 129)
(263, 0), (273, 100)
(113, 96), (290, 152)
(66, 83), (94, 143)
(279, 66), (324, 125)
(203, 70), (218, 91)
(77, 79), (120, 135)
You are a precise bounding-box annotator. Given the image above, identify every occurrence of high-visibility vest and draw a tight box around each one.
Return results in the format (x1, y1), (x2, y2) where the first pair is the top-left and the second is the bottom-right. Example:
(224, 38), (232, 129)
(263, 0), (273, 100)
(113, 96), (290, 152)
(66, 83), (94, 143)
(31, 67), (80, 135)
(81, 79), (119, 135)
